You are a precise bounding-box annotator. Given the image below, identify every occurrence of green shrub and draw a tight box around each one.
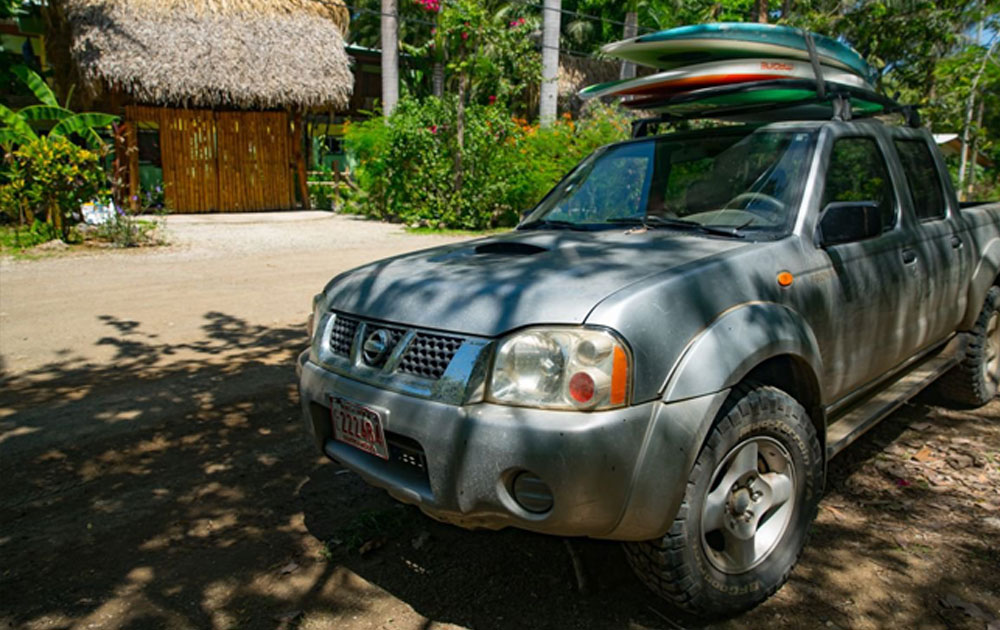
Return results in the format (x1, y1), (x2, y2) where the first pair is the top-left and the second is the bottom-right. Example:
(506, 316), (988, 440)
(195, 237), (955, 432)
(345, 99), (632, 230)
(0, 135), (109, 238)
(0, 219), (60, 251)
(93, 206), (165, 248)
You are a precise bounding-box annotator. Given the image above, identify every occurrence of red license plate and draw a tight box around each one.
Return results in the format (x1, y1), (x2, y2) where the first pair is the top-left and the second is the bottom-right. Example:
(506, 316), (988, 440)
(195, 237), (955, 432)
(330, 397), (389, 460)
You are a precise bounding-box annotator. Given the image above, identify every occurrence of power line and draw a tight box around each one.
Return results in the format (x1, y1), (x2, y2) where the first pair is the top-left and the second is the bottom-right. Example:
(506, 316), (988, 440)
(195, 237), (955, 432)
(508, 0), (657, 34)
(313, 0), (647, 59)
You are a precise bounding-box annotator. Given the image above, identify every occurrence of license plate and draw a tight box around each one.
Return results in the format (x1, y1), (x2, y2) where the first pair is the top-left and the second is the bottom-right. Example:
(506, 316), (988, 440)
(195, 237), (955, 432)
(330, 397), (389, 460)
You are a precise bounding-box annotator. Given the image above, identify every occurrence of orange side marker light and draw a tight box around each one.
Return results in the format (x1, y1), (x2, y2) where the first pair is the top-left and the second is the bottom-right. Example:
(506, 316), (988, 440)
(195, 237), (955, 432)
(777, 271), (794, 288)
(610, 346), (628, 406)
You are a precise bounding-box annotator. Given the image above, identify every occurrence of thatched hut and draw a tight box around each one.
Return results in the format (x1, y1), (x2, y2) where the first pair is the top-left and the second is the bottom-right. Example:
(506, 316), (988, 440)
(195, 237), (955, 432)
(46, 0), (354, 212)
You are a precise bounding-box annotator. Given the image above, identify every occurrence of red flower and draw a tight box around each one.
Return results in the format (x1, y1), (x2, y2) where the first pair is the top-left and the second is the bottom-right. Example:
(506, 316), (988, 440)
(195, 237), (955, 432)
(429, 125), (438, 134)
(461, 31), (469, 40)
(488, 95), (497, 104)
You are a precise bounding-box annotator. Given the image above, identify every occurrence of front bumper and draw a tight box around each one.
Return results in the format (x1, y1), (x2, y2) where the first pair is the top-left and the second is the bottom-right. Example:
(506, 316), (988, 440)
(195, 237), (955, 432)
(298, 351), (729, 541)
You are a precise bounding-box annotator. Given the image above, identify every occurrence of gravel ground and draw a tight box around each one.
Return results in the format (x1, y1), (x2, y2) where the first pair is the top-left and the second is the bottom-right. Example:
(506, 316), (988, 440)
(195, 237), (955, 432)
(0, 212), (466, 377)
(1, 213), (998, 630)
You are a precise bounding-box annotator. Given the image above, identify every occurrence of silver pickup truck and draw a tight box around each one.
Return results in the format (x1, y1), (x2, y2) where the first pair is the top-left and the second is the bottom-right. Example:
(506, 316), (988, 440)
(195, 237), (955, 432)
(298, 119), (1000, 617)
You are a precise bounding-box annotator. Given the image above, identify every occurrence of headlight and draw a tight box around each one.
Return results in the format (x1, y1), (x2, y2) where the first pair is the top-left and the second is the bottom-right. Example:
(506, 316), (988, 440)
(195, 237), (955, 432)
(307, 293), (324, 340)
(487, 327), (630, 410)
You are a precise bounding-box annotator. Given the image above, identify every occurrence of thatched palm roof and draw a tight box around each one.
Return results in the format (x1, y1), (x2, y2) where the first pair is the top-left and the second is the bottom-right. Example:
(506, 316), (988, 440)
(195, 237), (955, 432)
(52, 0), (353, 109)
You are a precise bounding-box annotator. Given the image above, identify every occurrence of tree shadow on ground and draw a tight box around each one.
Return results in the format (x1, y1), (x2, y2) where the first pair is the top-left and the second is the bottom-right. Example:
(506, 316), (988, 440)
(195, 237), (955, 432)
(2, 311), (998, 630)
(0, 313), (373, 629)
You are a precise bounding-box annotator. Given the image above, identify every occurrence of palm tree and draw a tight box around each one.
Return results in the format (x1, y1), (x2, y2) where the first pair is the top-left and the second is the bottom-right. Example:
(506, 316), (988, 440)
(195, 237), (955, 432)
(621, 0), (639, 80)
(381, 0), (399, 116)
(540, 0), (560, 126)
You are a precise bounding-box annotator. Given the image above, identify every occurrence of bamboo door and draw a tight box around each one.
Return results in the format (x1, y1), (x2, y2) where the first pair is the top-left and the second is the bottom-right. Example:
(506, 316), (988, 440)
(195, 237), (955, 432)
(158, 109), (219, 212)
(216, 111), (294, 211)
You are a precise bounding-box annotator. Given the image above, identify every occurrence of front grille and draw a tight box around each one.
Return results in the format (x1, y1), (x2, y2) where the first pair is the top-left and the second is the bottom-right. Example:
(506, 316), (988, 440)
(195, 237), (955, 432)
(327, 312), (466, 382)
(398, 332), (464, 380)
(329, 315), (359, 356)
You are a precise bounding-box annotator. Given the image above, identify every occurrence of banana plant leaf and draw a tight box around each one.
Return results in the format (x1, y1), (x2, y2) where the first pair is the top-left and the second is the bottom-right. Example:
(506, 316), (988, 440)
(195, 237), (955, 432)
(50, 113), (118, 148)
(0, 104), (38, 144)
(17, 105), (73, 122)
(12, 65), (58, 108)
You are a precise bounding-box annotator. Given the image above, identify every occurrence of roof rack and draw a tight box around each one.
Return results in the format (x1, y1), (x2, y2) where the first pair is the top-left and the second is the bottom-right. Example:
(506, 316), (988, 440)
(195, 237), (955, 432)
(627, 28), (918, 138)
(628, 80), (919, 138)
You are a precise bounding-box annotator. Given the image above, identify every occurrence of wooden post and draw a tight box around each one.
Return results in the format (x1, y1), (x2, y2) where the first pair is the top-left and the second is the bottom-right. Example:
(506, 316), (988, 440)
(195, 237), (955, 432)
(293, 112), (310, 210)
(124, 121), (139, 211)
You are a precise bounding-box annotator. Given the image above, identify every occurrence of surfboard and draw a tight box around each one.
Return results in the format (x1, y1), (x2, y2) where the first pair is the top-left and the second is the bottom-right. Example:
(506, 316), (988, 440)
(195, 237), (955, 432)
(578, 58), (871, 101)
(619, 79), (892, 121)
(602, 23), (876, 83)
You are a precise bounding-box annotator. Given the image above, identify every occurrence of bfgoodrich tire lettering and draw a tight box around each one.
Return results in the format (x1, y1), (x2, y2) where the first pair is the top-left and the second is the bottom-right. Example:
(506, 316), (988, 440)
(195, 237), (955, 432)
(625, 383), (823, 618)
(937, 286), (1000, 407)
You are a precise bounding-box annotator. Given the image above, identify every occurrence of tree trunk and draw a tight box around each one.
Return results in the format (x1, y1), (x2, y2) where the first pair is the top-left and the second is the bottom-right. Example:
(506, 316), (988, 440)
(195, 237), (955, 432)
(454, 73), (467, 192)
(968, 98), (985, 197)
(432, 62), (445, 98)
(50, 200), (63, 239)
(293, 112), (311, 210)
(958, 39), (998, 198)
(753, 0), (769, 23)
(540, 0), (561, 127)
(620, 11), (638, 80)
(380, 0), (399, 116)
(781, 0), (792, 19)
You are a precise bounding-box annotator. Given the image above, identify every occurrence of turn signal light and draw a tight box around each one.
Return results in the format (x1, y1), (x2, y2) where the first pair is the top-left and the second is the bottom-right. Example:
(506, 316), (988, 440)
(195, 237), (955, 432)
(610, 346), (628, 405)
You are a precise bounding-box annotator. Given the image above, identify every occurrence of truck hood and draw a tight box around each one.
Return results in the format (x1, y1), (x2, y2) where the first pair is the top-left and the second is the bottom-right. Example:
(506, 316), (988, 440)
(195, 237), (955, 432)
(324, 229), (747, 337)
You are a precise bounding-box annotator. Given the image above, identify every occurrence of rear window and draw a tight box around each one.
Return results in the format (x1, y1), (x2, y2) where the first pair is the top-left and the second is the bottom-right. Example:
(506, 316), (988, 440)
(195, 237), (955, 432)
(894, 139), (947, 221)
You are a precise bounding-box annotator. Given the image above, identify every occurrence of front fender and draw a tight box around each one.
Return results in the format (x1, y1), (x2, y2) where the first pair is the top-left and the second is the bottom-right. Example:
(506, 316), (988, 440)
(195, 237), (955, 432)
(660, 302), (824, 403)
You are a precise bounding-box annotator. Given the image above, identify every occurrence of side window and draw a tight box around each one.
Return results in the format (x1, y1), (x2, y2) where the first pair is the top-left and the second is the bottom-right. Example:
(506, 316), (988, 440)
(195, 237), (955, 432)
(821, 137), (897, 232)
(894, 139), (947, 221)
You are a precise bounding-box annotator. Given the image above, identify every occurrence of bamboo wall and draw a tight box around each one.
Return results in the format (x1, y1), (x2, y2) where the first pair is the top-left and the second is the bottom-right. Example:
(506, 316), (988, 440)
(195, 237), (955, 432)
(126, 106), (297, 213)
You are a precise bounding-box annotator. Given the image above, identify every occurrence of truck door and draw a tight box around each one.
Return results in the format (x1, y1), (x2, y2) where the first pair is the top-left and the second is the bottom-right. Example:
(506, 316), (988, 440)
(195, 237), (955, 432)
(811, 134), (921, 397)
(892, 136), (972, 349)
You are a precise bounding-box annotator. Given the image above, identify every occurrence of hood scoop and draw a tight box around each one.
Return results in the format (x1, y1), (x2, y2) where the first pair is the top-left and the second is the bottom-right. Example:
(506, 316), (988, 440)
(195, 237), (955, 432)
(473, 241), (548, 256)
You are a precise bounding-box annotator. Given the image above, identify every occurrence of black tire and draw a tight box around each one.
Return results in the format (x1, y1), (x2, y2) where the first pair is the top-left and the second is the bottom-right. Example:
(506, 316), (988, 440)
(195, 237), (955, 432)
(624, 383), (823, 619)
(936, 286), (1000, 408)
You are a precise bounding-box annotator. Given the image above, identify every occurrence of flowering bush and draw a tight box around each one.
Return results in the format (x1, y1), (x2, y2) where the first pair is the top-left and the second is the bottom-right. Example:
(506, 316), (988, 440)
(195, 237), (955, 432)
(0, 135), (108, 238)
(344, 98), (633, 229)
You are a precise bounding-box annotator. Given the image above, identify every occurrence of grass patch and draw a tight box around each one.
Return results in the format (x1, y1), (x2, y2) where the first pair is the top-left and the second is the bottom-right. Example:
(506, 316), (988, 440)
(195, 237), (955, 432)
(0, 222), (59, 252)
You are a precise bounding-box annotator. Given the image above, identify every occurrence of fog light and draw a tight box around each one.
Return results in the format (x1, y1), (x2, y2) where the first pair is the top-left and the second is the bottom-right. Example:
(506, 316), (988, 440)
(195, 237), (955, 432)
(512, 472), (554, 514)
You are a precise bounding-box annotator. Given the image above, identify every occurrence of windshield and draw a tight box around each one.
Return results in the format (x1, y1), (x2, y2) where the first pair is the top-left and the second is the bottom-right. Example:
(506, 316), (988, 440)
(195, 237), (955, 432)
(521, 128), (815, 237)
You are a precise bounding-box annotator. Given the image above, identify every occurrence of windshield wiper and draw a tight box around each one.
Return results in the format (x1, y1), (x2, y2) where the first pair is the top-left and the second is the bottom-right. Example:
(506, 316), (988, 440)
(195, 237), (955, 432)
(606, 216), (746, 239)
(517, 219), (593, 231)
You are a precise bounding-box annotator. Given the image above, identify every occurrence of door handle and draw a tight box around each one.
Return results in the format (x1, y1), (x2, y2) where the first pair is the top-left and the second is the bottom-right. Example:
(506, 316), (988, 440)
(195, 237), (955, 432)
(951, 235), (963, 249)
(901, 249), (918, 265)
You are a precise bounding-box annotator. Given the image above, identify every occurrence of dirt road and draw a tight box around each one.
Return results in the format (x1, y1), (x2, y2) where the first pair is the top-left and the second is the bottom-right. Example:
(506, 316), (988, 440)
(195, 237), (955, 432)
(1, 213), (998, 630)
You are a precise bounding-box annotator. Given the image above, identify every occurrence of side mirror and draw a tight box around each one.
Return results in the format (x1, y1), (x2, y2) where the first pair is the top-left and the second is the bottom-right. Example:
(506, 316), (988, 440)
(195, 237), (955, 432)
(817, 201), (882, 246)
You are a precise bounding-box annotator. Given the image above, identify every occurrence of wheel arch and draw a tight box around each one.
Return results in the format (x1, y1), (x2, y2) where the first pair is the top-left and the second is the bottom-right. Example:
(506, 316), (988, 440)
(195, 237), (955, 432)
(961, 238), (1000, 330)
(660, 302), (825, 411)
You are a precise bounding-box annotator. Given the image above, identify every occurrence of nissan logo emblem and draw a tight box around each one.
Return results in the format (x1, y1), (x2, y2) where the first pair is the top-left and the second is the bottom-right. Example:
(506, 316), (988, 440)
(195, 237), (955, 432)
(362, 329), (393, 365)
